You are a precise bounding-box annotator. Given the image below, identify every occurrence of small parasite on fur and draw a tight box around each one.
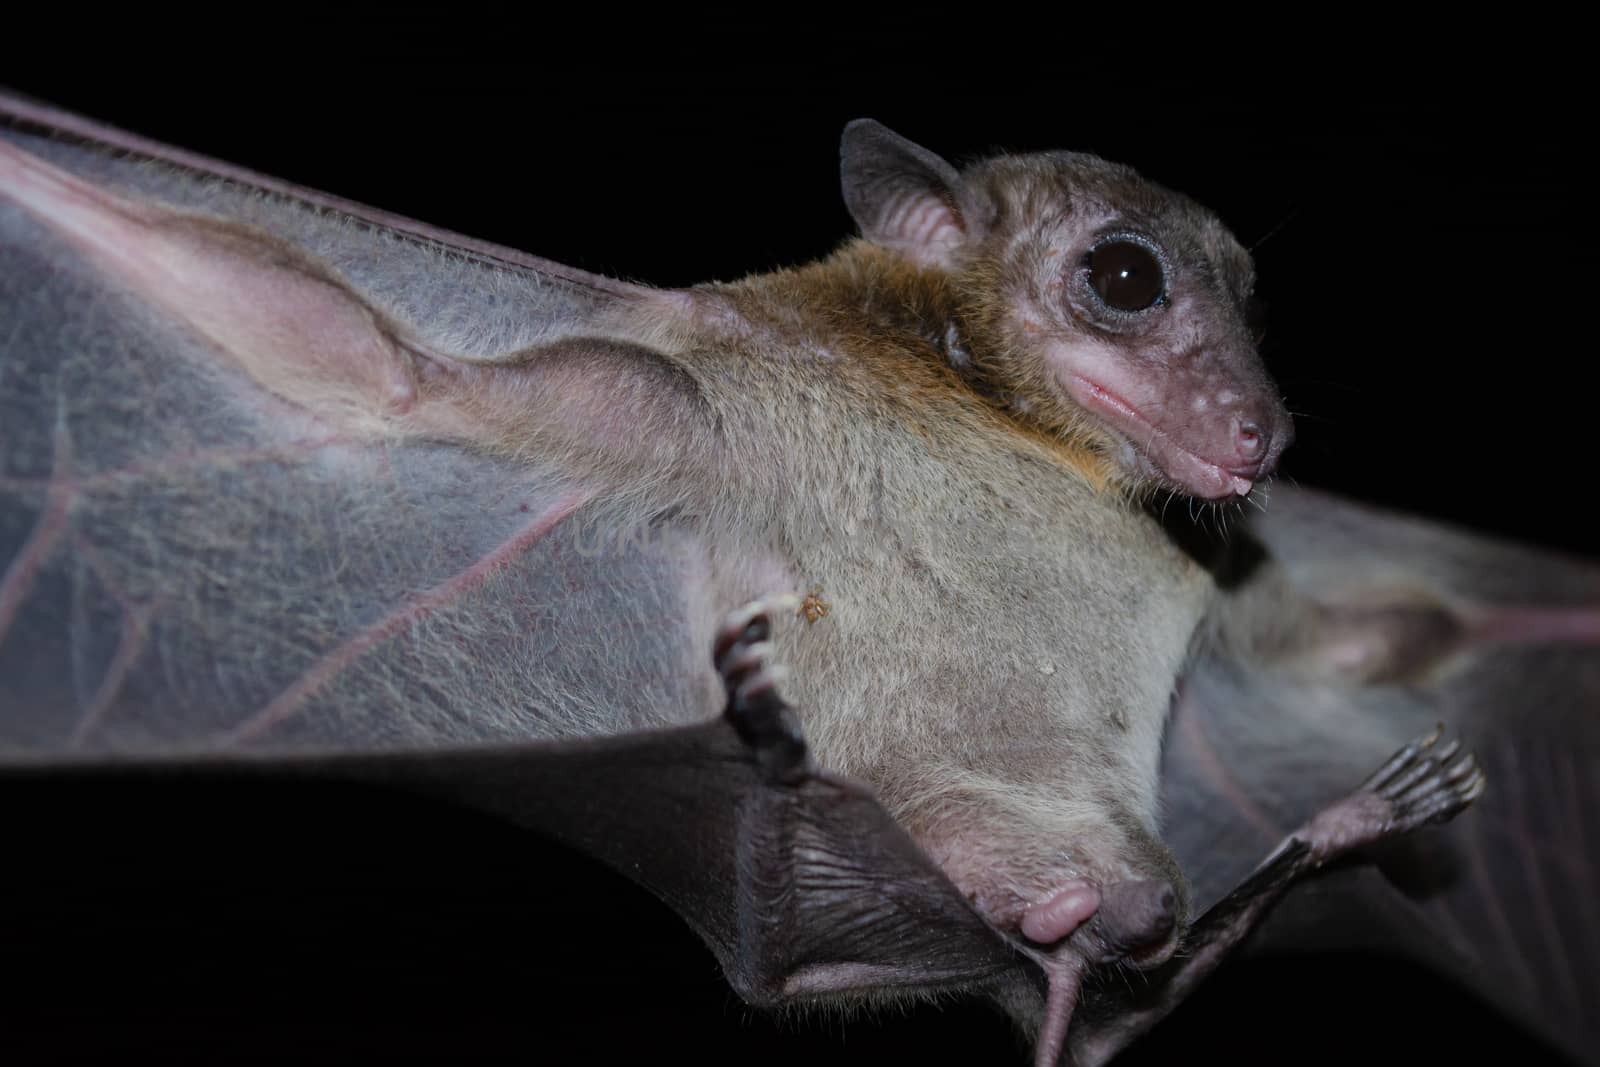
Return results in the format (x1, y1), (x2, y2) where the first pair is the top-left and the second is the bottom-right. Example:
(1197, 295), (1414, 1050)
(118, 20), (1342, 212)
(798, 587), (831, 625)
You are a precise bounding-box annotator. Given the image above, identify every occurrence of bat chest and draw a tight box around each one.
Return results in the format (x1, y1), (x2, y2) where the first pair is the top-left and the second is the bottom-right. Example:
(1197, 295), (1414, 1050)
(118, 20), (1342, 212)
(758, 451), (1213, 812)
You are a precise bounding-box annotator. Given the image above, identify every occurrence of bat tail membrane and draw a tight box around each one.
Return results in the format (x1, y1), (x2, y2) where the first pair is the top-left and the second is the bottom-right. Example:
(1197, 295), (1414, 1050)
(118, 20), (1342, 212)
(1164, 486), (1600, 1064)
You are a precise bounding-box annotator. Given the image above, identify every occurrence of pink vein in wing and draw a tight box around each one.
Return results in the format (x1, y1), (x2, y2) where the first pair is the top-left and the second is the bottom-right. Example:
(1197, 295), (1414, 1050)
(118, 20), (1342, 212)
(1176, 693), (1284, 845)
(1458, 760), (1545, 1000)
(1468, 604), (1600, 647)
(68, 600), (154, 749)
(0, 436), (346, 495)
(0, 425), (74, 647)
(66, 532), (159, 748)
(223, 487), (595, 746)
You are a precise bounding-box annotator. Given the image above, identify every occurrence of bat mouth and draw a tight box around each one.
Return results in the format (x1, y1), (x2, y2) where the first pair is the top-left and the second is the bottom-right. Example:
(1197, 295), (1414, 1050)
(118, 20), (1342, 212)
(1065, 374), (1258, 501)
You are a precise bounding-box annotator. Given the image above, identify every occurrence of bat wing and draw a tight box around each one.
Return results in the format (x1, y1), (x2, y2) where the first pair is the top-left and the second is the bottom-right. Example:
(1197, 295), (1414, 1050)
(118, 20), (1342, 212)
(0, 92), (1016, 1015)
(1, 713), (1016, 1008)
(0, 90), (723, 755)
(1160, 486), (1600, 1063)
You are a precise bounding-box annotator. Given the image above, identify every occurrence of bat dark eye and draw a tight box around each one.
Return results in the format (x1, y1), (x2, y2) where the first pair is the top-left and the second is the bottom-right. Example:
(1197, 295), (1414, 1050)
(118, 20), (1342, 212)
(1087, 239), (1165, 312)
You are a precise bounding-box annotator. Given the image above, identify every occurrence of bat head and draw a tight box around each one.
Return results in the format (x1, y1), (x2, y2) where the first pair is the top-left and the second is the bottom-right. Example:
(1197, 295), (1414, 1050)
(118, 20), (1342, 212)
(841, 119), (1293, 502)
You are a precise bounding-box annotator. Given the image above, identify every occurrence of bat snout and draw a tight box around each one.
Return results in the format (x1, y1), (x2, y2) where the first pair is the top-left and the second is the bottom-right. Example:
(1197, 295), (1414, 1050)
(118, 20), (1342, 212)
(1166, 398), (1294, 499)
(1065, 364), (1293, 499)
(1221, 406), (1294, 485)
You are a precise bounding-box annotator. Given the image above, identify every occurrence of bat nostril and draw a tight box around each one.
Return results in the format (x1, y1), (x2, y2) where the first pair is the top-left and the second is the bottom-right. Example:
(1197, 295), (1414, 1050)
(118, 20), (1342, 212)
(1235, 419), (1265, 461)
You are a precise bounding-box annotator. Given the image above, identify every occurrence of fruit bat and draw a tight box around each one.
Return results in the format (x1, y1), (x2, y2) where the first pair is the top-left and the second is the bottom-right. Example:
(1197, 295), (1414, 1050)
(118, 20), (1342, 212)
(0, 91), (1594, 1065)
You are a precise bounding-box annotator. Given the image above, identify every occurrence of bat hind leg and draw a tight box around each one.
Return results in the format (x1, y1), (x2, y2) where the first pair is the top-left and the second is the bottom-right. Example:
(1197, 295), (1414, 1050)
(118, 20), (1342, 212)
(1205, 726), (1486, 951)
(1302, 725), (1486, 864)
(713, 596), (808, 781)
(1067, 730), (1485, 1066)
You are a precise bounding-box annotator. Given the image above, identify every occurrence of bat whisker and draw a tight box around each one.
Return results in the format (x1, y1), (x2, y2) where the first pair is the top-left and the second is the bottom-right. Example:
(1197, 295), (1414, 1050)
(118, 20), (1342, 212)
(1247, 207), (1300, 253)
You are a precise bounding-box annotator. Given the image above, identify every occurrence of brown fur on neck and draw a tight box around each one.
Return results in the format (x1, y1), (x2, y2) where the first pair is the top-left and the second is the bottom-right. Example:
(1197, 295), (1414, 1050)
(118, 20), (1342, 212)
(708, 239), (1126, 495)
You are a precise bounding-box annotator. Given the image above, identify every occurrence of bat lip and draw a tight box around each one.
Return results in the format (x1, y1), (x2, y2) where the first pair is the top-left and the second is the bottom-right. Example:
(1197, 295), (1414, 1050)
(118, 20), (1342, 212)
(1066, 374), (1260, 500)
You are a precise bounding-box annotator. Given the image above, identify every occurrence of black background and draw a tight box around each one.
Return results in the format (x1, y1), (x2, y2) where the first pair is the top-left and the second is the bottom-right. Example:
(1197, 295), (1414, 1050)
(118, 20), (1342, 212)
(4, 22), (1590, 1067)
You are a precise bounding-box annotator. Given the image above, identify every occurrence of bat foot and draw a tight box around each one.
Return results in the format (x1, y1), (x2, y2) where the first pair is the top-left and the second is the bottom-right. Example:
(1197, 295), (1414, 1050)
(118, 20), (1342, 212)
(1363, 724), (1487, 830)
(1303, 727), (1486, 863)
(1074, 733), (1487, 1065)
(714, 597), (808, 779)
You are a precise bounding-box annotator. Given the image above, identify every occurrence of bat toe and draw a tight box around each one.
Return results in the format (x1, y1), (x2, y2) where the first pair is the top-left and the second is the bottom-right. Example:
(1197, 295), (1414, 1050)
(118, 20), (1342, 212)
(712, 594), (802, 671)
(1365, 726), (1487, 833)
(713, 596), (809, 779)
(1302, 727), (1487, 862)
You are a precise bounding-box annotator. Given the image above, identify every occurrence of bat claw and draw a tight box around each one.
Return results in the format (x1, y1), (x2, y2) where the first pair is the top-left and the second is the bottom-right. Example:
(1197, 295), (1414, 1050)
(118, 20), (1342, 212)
(1302, 728), (1484, 863)
(1373, 727), (1485, 833)
(714, 597), (808, 779)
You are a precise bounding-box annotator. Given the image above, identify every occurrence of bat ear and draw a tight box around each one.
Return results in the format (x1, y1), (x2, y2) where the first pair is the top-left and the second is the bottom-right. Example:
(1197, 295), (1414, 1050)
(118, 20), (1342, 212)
(840, 119), (986, 270)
